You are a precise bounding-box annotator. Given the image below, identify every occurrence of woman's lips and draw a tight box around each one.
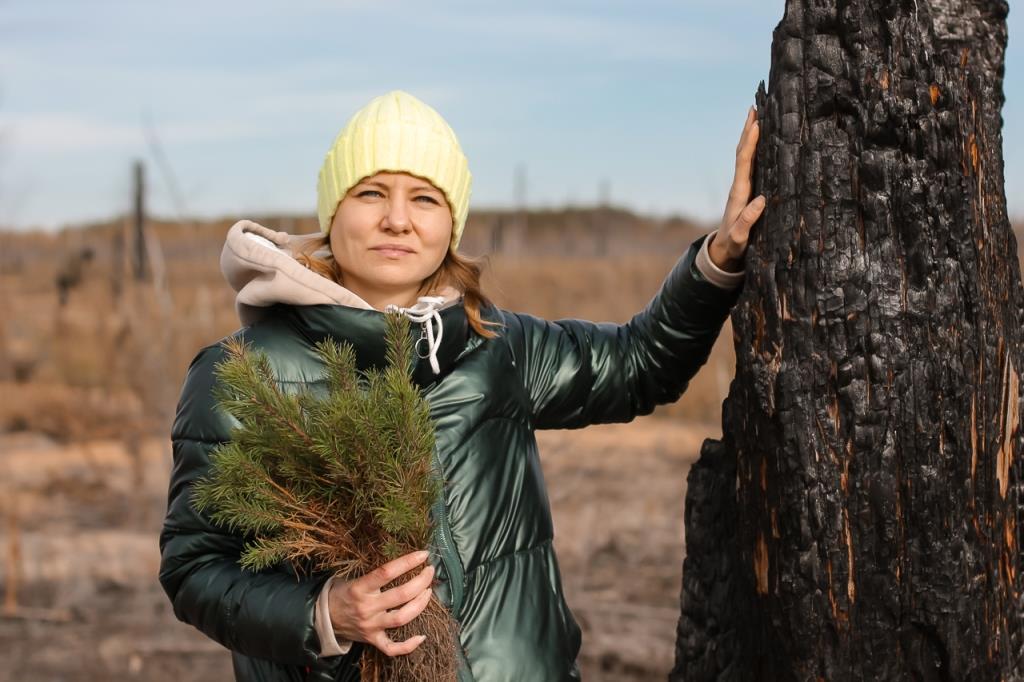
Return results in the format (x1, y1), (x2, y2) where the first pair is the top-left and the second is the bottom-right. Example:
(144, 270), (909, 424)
(371, 246), (415, 258)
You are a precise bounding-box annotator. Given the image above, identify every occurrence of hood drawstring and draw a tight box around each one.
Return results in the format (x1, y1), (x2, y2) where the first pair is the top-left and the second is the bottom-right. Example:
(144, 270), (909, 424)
(385, 296), (446, 375)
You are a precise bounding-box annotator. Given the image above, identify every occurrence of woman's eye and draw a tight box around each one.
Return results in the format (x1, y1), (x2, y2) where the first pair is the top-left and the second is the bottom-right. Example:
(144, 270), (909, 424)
(414, 195), (441, 205)
(357, 189), (383, 198)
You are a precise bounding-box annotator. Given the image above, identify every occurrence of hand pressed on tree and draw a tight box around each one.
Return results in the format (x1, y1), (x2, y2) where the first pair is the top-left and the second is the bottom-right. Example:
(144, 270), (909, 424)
(709, 105), (765, 273)
(328, 550), (435, 657)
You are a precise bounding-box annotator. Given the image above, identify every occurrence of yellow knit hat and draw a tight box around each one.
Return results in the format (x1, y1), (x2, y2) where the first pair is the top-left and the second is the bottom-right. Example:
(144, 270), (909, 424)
(317, 90), (472, 249)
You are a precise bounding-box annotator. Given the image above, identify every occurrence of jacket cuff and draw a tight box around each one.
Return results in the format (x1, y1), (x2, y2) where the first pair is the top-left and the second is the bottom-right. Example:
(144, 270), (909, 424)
(315, 576), (353, 657)
(695, 230), (745, 290)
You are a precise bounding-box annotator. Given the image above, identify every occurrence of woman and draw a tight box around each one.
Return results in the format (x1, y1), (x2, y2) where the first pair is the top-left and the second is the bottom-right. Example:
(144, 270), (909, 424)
(159, 90), (764, 682)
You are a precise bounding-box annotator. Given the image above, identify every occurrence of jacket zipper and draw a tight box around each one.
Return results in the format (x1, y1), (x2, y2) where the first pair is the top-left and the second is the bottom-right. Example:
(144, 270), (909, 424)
(414, 320), (464, 619)
(431, 446), (464, 619)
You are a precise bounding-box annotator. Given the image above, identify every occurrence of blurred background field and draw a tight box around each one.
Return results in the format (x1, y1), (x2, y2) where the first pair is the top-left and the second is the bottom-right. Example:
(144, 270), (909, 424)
(0, 207), (742, 681)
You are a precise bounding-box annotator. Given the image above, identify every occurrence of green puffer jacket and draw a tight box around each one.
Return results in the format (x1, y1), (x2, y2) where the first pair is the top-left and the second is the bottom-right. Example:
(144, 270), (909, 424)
(159, 229), (738, 682)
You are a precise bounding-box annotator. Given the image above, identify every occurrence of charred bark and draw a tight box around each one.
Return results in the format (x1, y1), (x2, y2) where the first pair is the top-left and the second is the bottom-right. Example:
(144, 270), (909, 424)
(673, 1), (1022, 680)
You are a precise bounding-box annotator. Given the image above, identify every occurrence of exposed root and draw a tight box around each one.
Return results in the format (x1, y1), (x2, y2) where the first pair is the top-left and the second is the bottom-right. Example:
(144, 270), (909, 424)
(360, 595), (459, 682)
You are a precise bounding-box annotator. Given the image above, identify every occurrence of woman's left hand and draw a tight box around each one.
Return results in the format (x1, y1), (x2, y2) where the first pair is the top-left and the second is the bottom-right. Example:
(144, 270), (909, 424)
(708, 105), (766, 273)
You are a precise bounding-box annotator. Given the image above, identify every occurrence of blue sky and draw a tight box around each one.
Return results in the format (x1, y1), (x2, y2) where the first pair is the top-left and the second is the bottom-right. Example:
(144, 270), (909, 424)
(0, 0), (1020, 230)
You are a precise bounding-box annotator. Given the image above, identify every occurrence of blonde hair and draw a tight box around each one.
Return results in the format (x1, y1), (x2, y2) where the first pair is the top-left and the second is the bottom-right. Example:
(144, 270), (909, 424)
(294, 235), (500, 339)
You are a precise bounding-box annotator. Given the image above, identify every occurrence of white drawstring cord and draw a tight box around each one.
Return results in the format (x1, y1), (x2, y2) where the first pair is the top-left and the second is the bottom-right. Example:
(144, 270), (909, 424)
(385, 296), (446, 375)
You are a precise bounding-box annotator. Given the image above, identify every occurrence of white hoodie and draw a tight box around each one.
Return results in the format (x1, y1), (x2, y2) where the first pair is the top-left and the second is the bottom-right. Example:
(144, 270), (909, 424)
(220, 219), (463, 326)
(220, 219), (465, 378)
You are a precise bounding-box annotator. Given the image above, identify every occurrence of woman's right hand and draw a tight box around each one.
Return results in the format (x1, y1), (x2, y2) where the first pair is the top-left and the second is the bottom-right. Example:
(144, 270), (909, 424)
(709, 105), (765, 273)
(327, 550), (435, 657)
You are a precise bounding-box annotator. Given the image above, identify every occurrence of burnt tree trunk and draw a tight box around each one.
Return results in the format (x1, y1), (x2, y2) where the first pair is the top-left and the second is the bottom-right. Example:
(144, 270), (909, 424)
(672, 1), (1022, 680)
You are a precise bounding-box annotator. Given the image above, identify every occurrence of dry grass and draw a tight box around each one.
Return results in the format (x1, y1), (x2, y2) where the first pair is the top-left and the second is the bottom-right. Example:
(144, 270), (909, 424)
(0, 421), (709, 681)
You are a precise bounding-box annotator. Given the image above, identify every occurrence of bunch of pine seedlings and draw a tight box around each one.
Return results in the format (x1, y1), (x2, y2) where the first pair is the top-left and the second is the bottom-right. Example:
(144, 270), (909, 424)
(192, 313), (458, 682)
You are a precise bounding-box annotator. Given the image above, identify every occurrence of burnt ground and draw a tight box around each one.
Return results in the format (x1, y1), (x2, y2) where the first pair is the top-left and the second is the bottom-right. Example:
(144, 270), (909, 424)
(0, 419), (713, 681)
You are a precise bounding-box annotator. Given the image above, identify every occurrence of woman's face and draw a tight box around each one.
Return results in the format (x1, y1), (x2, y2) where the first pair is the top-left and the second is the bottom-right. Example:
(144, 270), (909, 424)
(329, 172), (453, 305)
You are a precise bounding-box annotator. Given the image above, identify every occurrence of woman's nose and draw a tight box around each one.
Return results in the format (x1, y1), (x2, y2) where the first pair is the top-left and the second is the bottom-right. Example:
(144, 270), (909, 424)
(382, 200), (411, 232)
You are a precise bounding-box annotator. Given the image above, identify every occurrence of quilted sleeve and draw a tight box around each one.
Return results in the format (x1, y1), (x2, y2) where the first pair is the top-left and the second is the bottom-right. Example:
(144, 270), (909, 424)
(158, 342), (333, 666)
(503, 235), (740, 430)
